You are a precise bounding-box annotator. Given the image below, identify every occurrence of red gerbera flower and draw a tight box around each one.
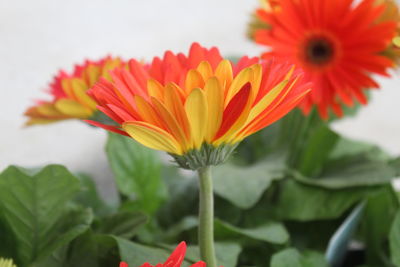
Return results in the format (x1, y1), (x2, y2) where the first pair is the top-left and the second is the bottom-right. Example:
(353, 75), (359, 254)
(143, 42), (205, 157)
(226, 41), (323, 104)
(119, 242), (205, 267)
(252, 0), (399, 118)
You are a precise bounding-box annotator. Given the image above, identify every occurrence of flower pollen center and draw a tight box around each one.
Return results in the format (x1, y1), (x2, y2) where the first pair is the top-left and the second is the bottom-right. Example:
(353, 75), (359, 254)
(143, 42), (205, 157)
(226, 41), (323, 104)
(305, 38), (334, 65)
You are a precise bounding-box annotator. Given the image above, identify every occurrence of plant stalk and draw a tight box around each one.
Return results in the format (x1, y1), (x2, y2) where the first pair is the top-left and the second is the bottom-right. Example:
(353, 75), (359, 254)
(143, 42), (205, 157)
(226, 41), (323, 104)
(197, 166), (217, 267)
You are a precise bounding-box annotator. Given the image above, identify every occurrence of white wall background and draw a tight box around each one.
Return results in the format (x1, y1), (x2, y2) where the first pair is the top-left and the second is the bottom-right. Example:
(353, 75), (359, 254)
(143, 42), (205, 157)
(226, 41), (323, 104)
(0, 0), (399, 198)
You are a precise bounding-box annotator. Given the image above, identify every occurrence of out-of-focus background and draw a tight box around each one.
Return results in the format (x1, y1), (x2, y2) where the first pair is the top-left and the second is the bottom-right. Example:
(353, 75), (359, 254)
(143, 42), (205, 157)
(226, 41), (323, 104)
(1, 0), (399, 197)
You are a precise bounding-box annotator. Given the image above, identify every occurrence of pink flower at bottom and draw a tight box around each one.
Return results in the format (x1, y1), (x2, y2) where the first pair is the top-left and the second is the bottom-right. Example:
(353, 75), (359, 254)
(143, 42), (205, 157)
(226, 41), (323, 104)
(120, 242), (205, 267)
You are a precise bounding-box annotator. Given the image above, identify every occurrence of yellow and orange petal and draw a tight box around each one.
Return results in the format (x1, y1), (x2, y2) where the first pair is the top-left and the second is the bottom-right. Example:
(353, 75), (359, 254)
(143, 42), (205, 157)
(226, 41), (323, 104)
(88, 43), (311, 169)
(251, 0), (399, 119)
(24, 56), (123, 125)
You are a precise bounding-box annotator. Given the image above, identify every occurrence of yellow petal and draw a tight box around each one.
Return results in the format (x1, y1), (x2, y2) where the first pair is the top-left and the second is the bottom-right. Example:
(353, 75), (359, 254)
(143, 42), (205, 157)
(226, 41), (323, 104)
(185, 70), (204, 94)
(71, 78), (97, 110)
(25, 118), (61, 126)
(61, 79), (75, 99)
(147, 79), (164, 100)
(215, 59), (233, 93)
(185, 88), (208, 149)
(83, 64), (101, 87)
(266, 77), (300, 112)
(134, 95), (166, 129)
(197, 61), (213, 81)
(151, 97), (189, 151)
(284, 65), (295, 80)
(247, 79), (289, 123)
(101, 58), (122, 81)
(36, 103), (68, 117)
(225, 68), (253, 107)
(123, 121), (182, 154)
(204, 78), (223, 142)
(250, 64), (262, 101)
(233, 78), (303, 143)
(55, 99), (93, 118)
(164, 84), (191, 140)
(238, 89), (311, 141)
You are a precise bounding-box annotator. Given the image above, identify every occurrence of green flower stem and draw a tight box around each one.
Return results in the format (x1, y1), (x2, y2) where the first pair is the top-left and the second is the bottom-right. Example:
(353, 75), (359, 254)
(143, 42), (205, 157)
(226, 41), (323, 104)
(197, 166), (217, 267)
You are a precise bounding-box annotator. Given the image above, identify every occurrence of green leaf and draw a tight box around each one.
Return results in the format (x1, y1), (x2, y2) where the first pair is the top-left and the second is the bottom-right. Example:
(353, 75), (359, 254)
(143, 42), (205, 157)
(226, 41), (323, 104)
(294, 154), (396, 189)
(116, 238), (171, 264)
(274, 179), (377, 221)
(33, 245), (69, 267)
(271, 248), (328, 267)
(157, 168), (199, 227)
(293, 136), (397, 189)
(296, 125), (340, 177)
(65, 232), (119, 267)
(74, 173), (113, 217)
(186, 242), (241, 267)
(390, 157), (400, 177)
(213, 154), (286, 209)
(329, 137), (390, 161)
(360, 186), (399, 266)
(214, 219), (289, 245)
(0, 165), (92, 266)
(160, 216), (198, 242)
(235, 109), (323, 166)
(33, 209), (94, 267)
(106, 133), (166, 214)
(95, 211), (147, 239)
(390, 211), (400, 267)
(0, 215), (18, 261)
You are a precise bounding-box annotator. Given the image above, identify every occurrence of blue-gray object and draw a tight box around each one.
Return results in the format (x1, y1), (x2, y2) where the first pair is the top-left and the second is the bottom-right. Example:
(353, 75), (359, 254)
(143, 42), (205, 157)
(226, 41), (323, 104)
(325, 202), (366, 267)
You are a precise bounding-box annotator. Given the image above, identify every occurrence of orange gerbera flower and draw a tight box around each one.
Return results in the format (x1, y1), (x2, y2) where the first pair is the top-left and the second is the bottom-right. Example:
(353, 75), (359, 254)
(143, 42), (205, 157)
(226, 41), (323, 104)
(88, 43), (310, 170)
(119, 242), (205, 267)
(251, 0), (399, 118)
(24, 56), (123, 125)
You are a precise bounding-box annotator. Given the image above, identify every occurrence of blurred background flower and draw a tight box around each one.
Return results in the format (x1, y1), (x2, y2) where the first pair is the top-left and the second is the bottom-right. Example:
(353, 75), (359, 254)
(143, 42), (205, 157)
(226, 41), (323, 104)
(24, 56), (123, 125)
(249, 0), (400, 118)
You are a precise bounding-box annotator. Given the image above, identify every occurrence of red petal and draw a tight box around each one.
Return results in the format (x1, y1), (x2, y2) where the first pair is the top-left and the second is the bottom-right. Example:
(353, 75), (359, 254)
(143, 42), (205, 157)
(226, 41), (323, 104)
(84, 120), (129, 136)
(163, 242), (186, 267)
(214, 83), (252, 140)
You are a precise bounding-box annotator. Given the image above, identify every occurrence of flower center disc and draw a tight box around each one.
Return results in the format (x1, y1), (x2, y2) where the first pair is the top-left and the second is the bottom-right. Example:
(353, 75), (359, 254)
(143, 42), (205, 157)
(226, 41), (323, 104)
(305, 38), (334, 65)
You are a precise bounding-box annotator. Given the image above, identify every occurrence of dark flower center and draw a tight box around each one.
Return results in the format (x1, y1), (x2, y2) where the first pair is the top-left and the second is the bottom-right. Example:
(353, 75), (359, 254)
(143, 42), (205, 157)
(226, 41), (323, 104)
(305, 38), (334, 65)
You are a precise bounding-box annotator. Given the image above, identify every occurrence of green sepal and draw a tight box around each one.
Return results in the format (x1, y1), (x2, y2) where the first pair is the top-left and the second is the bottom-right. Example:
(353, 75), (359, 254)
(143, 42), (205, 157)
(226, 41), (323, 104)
(170, 143), (238, 170)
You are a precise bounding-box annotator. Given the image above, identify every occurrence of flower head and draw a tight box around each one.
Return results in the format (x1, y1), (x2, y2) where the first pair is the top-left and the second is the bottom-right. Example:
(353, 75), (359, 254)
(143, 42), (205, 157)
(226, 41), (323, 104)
(0, 258), (16, 267)
(24, 56), (123, 125)
(251, 0), (399, 118)
(119, 242), (205, 267)
(88, 43), (310, 169)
